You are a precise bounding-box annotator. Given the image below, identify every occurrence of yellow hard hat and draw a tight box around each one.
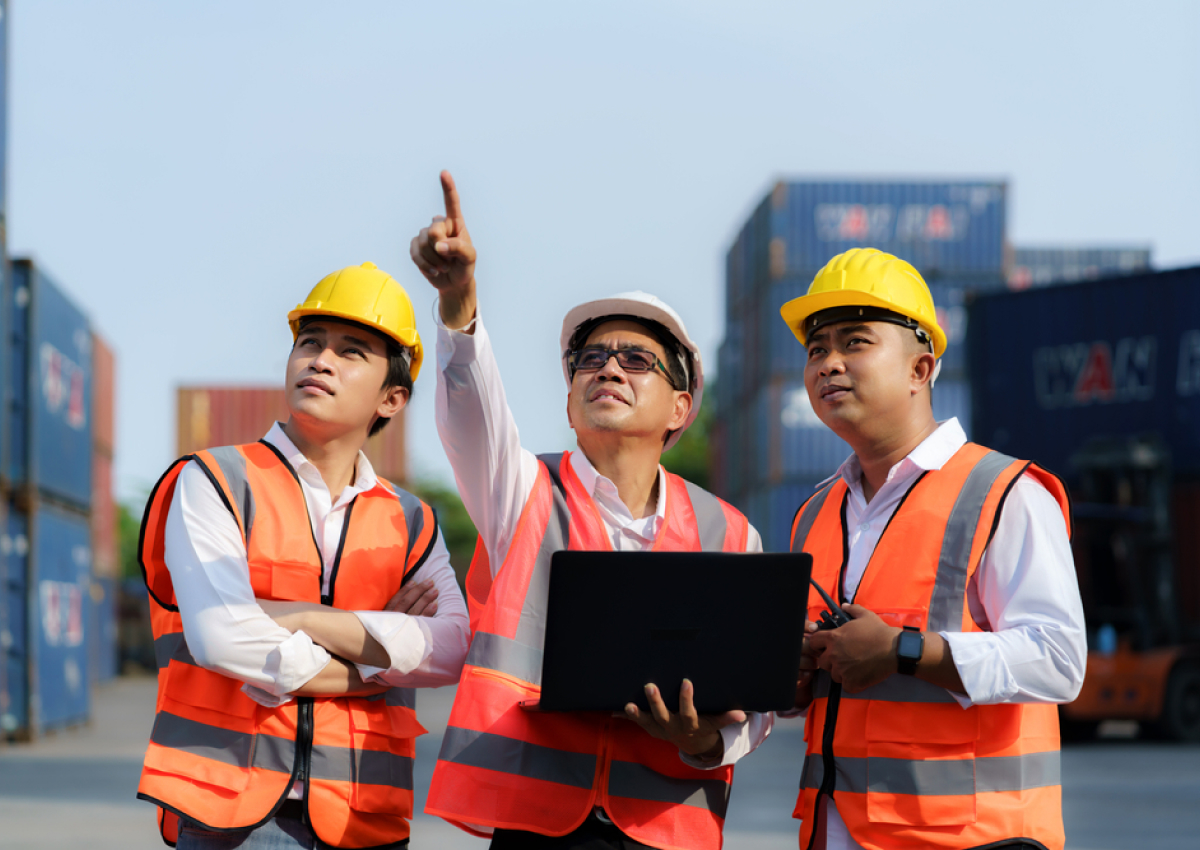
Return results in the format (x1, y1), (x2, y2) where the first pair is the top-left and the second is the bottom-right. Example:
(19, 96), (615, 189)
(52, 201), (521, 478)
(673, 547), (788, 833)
(779, 248), (947, 358)
(288, 262), (424, 381)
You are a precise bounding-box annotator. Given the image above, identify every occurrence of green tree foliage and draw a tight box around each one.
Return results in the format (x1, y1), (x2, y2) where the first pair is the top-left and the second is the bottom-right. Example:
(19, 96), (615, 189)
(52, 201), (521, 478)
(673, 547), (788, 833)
(406, 479), (479, 586)
(660, 379), (715, 490)
(119, 500), (145, 579)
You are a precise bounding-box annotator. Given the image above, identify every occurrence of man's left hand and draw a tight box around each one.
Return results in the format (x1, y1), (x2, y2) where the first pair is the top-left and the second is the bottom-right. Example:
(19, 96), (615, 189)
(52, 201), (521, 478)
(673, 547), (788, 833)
(806, 604), (899, 693)
(624, 679), (746, 758)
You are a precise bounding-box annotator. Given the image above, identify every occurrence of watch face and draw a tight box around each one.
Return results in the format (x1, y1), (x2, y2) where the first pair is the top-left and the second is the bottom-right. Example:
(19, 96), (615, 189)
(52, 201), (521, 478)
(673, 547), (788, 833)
(898, 629), (923, 661)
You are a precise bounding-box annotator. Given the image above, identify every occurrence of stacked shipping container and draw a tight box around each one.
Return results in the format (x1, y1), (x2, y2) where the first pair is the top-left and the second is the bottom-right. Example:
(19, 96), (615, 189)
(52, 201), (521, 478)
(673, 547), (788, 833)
(716, 179), (1007, 550)
(1, 259), (117, 739)
(176, 386), (408, 484)
(1007, 245), (1152, 290)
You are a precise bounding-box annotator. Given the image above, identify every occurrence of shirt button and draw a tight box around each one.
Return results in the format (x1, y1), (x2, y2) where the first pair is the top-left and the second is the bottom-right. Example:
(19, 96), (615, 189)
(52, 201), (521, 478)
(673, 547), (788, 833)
(859, 522), (871, 532)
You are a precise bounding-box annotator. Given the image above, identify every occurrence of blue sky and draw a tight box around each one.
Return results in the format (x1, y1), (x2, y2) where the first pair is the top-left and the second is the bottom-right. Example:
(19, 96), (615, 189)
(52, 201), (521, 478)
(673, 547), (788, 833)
(8, 0), (1199, 501)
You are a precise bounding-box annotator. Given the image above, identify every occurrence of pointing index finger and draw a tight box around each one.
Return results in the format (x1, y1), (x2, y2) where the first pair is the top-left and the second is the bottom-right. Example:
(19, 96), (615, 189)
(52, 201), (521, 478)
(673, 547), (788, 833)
(440, 170), (464, 223)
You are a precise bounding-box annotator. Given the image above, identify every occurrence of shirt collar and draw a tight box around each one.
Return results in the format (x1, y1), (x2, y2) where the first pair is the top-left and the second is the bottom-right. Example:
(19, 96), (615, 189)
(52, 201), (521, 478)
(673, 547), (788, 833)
(262, 422), (381, 497)
(828, 417), (968, 490)
(569, 450), (668, 525)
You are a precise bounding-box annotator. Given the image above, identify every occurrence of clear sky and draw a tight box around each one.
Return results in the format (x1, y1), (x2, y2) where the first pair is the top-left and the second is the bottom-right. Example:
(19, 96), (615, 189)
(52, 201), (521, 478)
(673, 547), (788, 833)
(8, 0), (1199, 502)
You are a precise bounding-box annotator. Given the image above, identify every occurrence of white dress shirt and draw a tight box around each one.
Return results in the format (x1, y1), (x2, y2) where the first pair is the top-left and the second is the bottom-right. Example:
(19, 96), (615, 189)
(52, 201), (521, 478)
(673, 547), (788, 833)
(813, 418), (1087, 850)
(433, 305), (771, 766)
(164, 422), (469, 708)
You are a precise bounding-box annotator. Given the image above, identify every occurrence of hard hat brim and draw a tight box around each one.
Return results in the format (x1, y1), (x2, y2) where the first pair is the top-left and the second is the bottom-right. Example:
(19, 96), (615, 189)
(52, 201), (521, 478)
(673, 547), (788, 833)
(780, 289), (947, 358)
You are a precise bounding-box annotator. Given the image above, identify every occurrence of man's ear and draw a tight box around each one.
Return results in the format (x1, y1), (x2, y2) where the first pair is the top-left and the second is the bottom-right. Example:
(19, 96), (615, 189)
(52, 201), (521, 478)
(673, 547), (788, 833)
(377, 384), (410, 419)
(910, 352), (937, 394)
(668, 391), (693, 431)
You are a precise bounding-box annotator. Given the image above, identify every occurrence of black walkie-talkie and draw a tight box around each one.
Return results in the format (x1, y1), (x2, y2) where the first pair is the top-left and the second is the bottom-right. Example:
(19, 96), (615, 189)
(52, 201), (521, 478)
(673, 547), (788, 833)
(810, 578), (851, 631)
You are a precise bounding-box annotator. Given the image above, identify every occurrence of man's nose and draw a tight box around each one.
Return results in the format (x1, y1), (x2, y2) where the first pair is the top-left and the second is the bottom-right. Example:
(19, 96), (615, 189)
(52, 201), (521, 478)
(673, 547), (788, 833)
(596, 355), (627, 381)
(310, 346), (336, 372)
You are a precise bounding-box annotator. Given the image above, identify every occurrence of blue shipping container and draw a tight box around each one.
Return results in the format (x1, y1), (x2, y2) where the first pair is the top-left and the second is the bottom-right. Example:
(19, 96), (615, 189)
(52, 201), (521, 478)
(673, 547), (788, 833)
(32, 503), (92, 732)
(89, 576), (119, 684)
(1, 501), (28, 737)
(8, 259), (93, 507)
(970, 265), (1200, 478)
(1008, 245), (1152, 290)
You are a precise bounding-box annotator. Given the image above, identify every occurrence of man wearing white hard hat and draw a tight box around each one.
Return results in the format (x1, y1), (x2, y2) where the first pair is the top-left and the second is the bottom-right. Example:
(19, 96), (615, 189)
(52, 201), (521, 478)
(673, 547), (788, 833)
(408, 172), (767, 850)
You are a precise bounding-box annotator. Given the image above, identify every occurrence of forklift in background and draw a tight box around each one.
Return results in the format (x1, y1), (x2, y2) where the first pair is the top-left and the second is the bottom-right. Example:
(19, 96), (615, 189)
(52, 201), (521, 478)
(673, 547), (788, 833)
(1061, 436), (1200, 741)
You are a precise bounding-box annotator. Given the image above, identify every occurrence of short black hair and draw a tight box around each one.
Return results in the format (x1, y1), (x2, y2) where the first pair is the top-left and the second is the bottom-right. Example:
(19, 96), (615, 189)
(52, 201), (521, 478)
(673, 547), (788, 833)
(295, 316), (413, 437)
(568, 314), (689, 392)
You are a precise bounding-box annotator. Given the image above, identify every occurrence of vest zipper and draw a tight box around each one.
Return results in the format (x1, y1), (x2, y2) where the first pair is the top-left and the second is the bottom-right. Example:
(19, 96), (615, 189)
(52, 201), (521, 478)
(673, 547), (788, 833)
(296, 696), (315, 823)
(593, 717), (613, 817)
(805, 681), (842, 850)
(324, 501), (355, 606)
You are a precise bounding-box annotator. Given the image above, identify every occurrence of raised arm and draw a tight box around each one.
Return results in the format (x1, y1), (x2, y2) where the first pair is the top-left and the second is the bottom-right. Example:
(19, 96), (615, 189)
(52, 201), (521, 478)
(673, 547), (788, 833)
(411, 171), (541, 572)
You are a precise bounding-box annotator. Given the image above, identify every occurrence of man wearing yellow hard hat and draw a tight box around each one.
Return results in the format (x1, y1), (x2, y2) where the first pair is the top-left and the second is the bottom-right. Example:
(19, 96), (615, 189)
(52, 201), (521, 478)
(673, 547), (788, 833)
(407, 172), (767, 850)
(135, 263), (469, 848)
(780, 248), (1085, 850)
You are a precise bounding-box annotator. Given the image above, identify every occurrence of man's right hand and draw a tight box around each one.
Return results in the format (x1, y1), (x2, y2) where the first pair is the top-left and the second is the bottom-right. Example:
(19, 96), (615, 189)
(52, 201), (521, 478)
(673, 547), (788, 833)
(385, 578), (440, 617)
(410, 170), (477, 329)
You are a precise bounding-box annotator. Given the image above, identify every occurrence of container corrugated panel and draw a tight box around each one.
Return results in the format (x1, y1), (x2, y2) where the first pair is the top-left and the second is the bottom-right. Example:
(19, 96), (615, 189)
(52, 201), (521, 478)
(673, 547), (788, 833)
(1008, 246), (1152, 291)
(7, 260), (94, 508)
(91, 334), (115, 456)
(772, 180), (1007, 278)
(931, 377), (972, 438)
(89, 576), (119, 684)
(1, 502), (28, 738)
(176, 386), (289, 455)
(91, 453), (117, 578)
(6, 261), (30, 488)
(969, 265), (1200, 478)
(767, 480), (829, 553)
(32, 502), (92, 732)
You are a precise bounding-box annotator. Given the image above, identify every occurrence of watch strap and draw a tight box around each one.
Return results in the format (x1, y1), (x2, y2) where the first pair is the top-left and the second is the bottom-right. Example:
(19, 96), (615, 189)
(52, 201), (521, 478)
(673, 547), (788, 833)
(897, 625), (924, 676)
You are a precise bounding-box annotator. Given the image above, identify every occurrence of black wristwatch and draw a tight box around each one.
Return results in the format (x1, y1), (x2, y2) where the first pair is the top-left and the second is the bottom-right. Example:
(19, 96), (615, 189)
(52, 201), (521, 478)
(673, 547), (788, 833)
(896, 626), (925, 676)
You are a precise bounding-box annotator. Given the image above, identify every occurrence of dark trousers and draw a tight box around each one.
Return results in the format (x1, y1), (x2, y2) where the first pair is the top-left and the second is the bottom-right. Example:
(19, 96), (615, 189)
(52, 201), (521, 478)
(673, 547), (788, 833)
(490, 812), (652, 850)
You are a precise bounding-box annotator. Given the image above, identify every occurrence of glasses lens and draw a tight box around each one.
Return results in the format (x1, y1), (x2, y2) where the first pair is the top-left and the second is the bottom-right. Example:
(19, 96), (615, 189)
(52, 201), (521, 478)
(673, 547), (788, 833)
(615, 349), (657, 372)
(574, 349), (609, 371)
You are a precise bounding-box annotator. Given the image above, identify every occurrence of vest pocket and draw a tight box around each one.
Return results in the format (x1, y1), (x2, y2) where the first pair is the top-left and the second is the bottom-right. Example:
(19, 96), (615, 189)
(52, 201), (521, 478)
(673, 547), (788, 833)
(346, 706), (418, 814)
(864, 702), (979, 826)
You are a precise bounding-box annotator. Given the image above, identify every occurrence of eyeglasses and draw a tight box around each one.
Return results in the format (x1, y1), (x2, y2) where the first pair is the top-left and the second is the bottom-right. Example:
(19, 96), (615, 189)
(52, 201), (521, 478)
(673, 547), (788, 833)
(565, 346), (681, 389)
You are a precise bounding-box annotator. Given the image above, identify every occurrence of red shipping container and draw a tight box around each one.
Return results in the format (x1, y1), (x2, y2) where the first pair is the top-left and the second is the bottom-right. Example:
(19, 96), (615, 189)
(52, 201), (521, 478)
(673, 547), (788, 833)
(176, 386), (407, 484)
(91, 454), (118, 578)
(92, 335), (116, 456)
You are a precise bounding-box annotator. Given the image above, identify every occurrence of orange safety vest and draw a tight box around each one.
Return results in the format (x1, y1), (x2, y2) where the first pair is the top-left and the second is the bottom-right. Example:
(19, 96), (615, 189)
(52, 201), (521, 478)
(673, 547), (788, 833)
(425, 451), (750, 850)
(136, 441), (437, 848)
(790, 443), (1070, 850)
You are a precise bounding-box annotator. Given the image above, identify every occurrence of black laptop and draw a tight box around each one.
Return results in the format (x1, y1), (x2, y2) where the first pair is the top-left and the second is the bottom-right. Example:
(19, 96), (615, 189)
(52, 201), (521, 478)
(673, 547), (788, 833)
(536, 551), (812, 714)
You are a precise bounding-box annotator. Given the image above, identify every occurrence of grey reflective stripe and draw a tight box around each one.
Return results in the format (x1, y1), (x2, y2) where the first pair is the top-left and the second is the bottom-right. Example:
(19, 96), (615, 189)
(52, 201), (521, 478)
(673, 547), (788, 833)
(393, 486), (427, 563)
(927, 450), (1016, 633)
(385, 688), (416, 709)
(791, 482), (837, 552)
(204, 446), (254, 544)
(438, 726), (596, 790)
(154, 632), (197, 670)
(608, 760), (730, 818)
(149, 711), (294, 774)
(797, 751), (1059, 795)
(841, 675), (958, 704)
(465, 631), (544, 684)
(310, 744), (414, 790)
(683, 481), (728, 551)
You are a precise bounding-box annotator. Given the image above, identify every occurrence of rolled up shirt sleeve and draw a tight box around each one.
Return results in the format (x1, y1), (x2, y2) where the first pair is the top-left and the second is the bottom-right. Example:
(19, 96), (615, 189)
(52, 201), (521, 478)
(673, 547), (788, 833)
(352, 529), (470, 688)
(941, 473), (1087, 707)
(165, 461), (332, 706)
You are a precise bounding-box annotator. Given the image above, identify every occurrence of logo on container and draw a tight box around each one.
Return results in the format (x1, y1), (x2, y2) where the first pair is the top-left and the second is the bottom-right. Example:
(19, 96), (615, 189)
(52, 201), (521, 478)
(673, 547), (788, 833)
(815, 203), (971, 244)
(40, 580), (84, 647)
(1033, 337), (1156, 409)
(41, 342), (87, 430)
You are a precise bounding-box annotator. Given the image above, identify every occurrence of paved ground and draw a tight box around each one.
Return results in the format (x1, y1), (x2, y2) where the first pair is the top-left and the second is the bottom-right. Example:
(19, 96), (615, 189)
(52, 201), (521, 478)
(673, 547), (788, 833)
(1, 676), (1198, 849)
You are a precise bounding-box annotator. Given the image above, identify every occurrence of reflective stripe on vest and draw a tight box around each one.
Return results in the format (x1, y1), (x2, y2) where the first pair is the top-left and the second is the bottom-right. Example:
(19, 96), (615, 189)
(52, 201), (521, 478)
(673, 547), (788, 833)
(790, 445), (1069, 850)
(427, 451), (748, 848)
(137, 443), (432, 849)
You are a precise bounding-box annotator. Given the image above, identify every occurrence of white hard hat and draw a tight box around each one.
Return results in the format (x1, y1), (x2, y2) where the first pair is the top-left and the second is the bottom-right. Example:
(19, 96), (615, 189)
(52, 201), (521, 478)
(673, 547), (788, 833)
(560, 291), (703, 451)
